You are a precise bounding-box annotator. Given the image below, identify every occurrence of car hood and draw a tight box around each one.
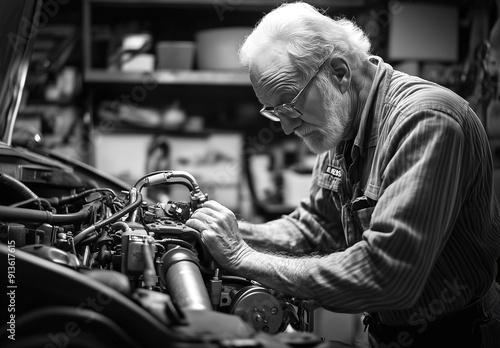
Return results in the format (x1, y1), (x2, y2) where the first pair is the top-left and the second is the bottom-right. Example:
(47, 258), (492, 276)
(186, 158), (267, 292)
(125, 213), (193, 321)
(0, 0), (41, 145)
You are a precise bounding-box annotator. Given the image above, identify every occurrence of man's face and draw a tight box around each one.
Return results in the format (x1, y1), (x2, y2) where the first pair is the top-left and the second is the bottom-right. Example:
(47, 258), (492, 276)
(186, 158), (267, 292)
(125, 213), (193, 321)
(303, 79), (351, 153)
(250, 50), (351, 154)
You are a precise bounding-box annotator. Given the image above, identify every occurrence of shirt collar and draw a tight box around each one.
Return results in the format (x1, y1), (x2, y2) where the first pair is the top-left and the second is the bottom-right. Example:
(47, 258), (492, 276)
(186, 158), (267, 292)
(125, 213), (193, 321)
(352, 56), (393, 157)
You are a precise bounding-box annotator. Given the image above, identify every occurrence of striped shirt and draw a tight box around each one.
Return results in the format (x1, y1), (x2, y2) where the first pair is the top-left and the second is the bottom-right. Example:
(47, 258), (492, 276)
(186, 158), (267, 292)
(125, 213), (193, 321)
(247, 57), (500, 326)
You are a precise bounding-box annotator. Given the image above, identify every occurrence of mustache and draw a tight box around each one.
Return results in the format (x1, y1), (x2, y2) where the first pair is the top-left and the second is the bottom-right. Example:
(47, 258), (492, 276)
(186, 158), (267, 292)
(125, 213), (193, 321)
(296, 125), (320, 137)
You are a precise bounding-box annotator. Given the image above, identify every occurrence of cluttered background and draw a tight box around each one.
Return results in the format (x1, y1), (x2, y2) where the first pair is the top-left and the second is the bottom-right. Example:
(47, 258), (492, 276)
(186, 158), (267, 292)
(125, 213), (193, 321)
(15, 0), (500, 223)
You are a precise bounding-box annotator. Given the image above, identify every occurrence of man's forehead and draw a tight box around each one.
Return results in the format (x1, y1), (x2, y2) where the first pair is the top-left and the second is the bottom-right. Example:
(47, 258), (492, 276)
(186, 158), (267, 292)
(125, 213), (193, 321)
(248, 45), (290, 83)
(245, 43), (299, 104)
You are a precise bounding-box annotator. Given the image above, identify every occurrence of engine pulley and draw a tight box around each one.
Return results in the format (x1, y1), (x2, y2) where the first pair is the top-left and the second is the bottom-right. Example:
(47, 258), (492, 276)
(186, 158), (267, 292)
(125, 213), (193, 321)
(228, 285), (285, 334)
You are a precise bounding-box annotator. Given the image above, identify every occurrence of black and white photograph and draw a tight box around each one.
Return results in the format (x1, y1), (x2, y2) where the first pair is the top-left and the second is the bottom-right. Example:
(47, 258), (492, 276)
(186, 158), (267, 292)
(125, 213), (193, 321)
(1, 1), (500, 347)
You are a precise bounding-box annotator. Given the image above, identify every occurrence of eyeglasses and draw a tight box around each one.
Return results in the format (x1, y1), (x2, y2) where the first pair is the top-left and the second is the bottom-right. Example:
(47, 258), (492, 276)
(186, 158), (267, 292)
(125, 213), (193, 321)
(259, 58), (328, 122)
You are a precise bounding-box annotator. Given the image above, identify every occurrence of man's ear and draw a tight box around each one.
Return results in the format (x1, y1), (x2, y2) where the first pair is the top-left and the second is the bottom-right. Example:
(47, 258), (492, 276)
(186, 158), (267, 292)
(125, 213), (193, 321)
(329, 57), (351, 94)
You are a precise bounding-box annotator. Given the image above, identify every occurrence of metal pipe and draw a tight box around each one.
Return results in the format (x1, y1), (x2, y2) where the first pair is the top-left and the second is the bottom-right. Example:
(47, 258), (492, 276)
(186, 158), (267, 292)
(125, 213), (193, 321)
(160, 248), (212, 311)
(128, 170), (207, 222)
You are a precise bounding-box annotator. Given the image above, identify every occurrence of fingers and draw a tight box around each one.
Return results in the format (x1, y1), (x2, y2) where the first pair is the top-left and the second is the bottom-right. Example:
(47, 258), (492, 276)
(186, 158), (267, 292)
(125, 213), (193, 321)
(185, 218), (205, 231)
(192, 208), (217, 219)
(190, 209), (215, 220)
(184, 219), (214, 247)
(196, 201), (236, 221)
(187, 208), (228, 231)
(187, 200), (238, 242)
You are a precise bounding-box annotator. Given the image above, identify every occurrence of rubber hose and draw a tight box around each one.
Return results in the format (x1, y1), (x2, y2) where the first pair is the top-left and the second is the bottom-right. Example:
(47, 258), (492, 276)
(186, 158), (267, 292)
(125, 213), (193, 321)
(0, 172), (38, 200)
(73, 191), (143, 245)
(0, 200), (101, 224)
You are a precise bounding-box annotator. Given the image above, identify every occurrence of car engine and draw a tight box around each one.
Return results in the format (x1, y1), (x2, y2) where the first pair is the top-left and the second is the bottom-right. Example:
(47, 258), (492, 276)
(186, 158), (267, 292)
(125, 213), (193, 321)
(0, 150), (324, 348)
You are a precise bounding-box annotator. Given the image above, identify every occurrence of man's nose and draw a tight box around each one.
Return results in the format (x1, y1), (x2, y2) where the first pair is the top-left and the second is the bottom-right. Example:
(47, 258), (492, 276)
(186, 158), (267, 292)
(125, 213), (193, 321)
(280, 116), (302, 135)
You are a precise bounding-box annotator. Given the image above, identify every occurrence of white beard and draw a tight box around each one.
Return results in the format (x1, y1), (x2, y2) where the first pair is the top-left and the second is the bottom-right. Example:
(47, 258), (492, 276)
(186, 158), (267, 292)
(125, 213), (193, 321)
(299, 86), (350, 154)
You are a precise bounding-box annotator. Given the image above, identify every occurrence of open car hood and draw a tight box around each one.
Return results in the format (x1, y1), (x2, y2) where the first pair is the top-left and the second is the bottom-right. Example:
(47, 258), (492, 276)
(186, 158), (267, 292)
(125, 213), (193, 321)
(0, 0), (41, 145)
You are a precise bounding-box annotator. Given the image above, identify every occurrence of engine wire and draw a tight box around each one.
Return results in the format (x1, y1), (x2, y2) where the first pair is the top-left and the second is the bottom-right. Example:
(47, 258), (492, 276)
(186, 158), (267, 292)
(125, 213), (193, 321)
(46, 188), (118, 206)
(73, 190), (143, 245)
(9, 197), (53, 211)
(155, 238), (195, 252)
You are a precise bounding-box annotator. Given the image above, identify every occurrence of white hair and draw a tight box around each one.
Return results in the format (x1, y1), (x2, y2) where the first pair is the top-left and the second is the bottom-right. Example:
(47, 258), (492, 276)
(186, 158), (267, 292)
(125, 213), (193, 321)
(239, 2), (371, 81)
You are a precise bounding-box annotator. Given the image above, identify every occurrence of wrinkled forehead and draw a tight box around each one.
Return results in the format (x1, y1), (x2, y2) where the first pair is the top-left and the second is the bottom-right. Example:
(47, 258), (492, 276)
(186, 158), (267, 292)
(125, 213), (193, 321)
(248, 47), (298, 105)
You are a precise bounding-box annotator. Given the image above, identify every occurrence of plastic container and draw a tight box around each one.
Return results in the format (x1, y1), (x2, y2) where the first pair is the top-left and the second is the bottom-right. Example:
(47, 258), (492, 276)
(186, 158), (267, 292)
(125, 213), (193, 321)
(121, 53), (155, 72)
(195, 27), (252, 71)
(156, 41), (195, 70)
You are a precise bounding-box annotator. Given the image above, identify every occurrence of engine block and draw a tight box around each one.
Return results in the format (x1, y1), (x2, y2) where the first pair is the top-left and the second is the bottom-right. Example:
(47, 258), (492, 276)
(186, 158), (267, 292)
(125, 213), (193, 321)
(0, 170), (319, 348)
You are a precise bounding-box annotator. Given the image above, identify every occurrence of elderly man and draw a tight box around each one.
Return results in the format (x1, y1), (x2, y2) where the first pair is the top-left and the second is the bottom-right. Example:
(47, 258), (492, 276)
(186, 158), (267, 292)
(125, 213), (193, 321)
(186, 2), (500, 347)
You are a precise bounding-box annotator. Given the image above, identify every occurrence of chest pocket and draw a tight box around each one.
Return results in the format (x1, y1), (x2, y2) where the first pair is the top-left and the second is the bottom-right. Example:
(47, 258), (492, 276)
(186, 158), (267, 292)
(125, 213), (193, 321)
(315, 168), (370, 247)
(316, 165), (379, 247)
(316, 171), (342, 211)
(344, 195), (377, 246)
(354, 206), (375, 231)
(351, 197), (377, 232)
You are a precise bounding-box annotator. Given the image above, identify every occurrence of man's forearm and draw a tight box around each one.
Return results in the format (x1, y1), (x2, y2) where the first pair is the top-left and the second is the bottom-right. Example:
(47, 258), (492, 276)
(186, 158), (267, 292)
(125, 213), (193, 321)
(238, 220), (275, 250)
(233, 246), (320, 299)
(238, 218), (314, 254)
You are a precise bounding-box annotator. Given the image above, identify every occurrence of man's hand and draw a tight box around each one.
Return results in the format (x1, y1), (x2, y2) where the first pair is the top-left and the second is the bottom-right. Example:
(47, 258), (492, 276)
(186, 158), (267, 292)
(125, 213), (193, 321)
(187, 201), (317, 300)
(186, 200), (251, 269)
